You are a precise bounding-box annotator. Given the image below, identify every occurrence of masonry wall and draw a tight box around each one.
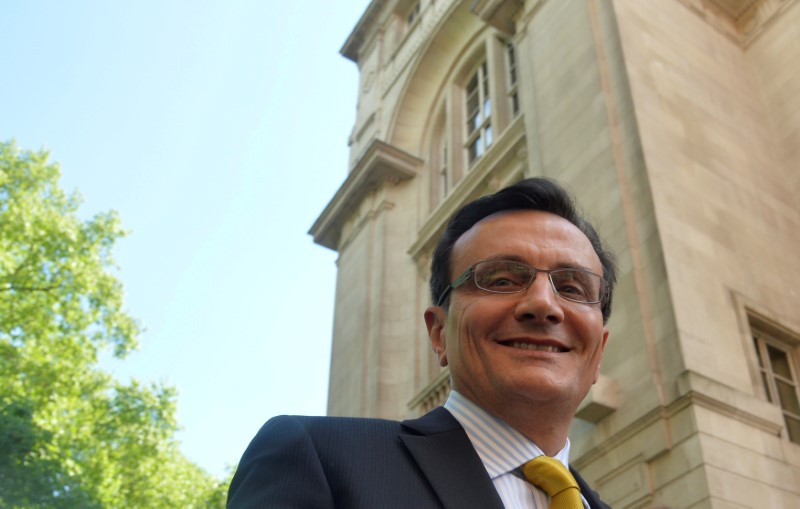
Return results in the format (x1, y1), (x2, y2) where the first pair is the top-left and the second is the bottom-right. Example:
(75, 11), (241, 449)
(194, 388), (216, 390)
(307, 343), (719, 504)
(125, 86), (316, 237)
(326, 182), (423, 419)
(613, 0), (800, 506)
(513, 0), (700, 505)
(747, 1), (800, 199)
(323, 0), (800, 506)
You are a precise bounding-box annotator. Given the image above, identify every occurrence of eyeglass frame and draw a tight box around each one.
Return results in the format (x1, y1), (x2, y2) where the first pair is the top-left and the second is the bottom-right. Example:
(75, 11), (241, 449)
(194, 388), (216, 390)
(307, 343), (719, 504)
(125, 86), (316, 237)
(435, 258), (609, 308)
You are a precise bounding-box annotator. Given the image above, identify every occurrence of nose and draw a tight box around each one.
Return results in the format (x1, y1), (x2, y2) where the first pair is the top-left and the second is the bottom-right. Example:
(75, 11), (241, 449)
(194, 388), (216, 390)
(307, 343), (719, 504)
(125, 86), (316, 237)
(512, 272), (565, 323)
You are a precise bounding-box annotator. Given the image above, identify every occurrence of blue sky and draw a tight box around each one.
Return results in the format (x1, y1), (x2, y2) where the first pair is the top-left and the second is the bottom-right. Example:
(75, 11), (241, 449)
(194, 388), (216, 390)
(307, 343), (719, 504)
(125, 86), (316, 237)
(1, 1), (371, 478)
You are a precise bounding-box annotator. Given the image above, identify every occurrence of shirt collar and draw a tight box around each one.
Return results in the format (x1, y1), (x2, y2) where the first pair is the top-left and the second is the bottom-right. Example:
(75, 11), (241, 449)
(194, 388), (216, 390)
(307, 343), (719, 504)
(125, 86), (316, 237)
(443, 390), (572, 479)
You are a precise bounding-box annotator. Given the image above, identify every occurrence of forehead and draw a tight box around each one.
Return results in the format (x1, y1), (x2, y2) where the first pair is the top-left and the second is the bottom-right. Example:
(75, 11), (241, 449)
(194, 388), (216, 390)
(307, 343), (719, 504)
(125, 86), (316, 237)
(450, 210), (601, 273)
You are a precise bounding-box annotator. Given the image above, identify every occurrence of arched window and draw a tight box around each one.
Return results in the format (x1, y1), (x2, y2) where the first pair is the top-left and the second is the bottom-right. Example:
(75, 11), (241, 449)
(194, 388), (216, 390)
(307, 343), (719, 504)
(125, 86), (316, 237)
(427, 35), (520, 209)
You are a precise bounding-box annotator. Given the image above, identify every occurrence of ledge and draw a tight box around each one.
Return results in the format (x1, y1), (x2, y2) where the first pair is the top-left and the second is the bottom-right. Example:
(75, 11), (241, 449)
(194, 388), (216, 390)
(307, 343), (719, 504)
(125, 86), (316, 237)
(340, 0), (388, 62)
(676, 370), (784, 435)
(576, 374), (621, 423)
(470, 0), (524, 35)
(676, 0), (798, 47)
(309, 139), (422, 250)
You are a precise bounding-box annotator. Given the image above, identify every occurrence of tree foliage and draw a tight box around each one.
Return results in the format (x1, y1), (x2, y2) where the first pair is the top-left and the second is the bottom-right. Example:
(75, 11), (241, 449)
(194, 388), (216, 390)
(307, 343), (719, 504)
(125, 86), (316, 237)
(0, 141), (228, 508)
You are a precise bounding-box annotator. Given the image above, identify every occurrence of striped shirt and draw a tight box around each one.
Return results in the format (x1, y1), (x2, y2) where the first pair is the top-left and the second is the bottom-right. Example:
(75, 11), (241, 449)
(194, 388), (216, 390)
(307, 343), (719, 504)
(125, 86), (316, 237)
(444, 391), (589, 509)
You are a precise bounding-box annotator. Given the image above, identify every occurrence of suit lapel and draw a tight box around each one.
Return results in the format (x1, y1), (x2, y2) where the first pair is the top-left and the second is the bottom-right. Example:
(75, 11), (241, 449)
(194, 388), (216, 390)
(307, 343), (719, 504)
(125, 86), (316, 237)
(400, 408), (504, 509)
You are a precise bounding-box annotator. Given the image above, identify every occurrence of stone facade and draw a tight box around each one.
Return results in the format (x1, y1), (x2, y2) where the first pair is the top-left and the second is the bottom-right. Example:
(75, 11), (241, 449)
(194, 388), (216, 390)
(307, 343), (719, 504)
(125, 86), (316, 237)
(309, 0), (800, 507)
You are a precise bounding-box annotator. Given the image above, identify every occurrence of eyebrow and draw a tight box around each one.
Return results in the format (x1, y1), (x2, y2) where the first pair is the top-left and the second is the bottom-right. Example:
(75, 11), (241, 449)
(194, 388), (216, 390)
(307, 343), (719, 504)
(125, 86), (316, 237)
(479, 254), (598, 274)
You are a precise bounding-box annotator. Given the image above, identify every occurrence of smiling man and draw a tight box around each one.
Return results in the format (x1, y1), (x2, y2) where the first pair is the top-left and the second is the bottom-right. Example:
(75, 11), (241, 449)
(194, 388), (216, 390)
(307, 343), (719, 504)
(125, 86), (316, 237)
(228, 178), (616, 509)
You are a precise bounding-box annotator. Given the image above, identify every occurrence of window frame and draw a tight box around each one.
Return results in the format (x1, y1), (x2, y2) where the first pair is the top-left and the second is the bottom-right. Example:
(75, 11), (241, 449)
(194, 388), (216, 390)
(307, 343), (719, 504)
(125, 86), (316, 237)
(426, 34), (521, 210)
(506, 41), (520, 118)
(753, 328), (800, 444)
(464, 60), (492, 166)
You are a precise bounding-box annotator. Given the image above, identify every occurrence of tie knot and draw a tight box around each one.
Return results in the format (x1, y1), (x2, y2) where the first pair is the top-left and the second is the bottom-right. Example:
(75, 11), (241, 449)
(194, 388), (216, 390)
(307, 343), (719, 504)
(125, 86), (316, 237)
(521, 456), (582, 509)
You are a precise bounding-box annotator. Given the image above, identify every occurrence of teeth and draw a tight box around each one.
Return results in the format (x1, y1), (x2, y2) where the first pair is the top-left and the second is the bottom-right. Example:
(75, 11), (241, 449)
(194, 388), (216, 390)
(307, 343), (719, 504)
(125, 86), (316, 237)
(508, 342), (562, 353)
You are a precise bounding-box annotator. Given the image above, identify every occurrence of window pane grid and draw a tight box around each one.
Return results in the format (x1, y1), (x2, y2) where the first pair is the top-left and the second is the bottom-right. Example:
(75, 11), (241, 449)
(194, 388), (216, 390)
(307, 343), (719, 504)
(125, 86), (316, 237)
(465, 61), (492, 164)
(507, 42), (520, 117)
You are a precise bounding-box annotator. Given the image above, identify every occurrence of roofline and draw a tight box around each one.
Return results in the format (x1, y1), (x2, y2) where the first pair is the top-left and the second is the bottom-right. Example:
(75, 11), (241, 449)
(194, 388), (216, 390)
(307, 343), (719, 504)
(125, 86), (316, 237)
(340, 0), (388, 62)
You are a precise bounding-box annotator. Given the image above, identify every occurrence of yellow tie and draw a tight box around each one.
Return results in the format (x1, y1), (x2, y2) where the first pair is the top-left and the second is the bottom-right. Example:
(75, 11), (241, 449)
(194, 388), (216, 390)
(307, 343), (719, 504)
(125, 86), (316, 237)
(521, 456), (583, 509)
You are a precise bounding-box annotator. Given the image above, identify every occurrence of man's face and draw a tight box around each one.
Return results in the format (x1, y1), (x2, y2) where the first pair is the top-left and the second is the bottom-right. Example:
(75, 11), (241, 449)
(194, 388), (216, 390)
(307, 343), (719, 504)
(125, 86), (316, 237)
(425, 210), (609, 417)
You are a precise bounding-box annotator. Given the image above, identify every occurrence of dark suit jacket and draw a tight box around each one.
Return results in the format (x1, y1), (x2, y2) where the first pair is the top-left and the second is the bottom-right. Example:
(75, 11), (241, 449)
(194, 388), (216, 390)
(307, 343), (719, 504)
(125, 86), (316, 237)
(227, 407), (611, 508)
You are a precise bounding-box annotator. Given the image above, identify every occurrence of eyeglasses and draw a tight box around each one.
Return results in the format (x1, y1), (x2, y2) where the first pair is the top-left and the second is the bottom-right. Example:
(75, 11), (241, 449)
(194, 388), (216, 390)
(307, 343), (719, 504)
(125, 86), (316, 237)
(436, 259), (608, 307)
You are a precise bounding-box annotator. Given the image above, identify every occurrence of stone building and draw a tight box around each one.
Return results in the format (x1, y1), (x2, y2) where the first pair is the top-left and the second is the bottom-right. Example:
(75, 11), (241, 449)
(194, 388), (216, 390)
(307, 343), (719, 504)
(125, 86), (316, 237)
(309, 0), (800, 506)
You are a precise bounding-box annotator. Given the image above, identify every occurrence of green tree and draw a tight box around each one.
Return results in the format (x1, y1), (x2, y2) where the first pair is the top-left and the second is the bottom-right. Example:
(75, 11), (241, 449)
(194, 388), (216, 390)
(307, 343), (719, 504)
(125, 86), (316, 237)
(0, 141), (227, 508)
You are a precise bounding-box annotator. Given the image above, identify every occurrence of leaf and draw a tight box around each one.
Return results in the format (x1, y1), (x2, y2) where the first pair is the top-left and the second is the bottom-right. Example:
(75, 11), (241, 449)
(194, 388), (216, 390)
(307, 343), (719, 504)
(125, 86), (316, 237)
(0, 140), (226, 507)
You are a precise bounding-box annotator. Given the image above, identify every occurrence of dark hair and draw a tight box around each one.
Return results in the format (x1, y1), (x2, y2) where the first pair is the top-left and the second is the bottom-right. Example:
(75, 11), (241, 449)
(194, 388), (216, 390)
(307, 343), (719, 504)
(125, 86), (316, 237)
(429, 178), (617, 323)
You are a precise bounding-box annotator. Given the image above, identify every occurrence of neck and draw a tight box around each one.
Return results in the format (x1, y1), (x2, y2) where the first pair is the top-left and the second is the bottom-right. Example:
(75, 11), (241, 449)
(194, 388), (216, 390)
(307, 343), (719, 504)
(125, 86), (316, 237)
(465, 392), (575, 456)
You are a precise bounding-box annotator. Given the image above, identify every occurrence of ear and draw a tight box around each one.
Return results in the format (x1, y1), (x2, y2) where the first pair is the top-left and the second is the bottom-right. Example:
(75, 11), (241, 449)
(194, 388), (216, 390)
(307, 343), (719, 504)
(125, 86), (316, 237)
(593, 328), (610, 384)
(424, 306), (449, 367)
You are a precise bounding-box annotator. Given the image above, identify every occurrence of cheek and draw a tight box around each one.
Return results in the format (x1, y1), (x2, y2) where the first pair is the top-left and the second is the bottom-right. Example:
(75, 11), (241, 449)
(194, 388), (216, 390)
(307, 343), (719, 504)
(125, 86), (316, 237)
(447, 300), (497, 356)
(587, 330), (609, 380)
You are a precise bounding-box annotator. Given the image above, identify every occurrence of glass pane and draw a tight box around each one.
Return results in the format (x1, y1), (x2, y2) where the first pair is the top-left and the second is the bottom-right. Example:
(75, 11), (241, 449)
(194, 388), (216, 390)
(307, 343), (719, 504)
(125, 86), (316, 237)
(762, 372), (773, 403)
(467, 73), (478, 95)
(485, 124), (492, 148)
(754, 338), (764, 367)
(467, 112), (480, 134)
(483, 97), (491, 118)
(777, 379), (800, 414)
(767, 345), (792, 379)
(468, 139), (479, 163)
(785, 415), (800, 444)
(511, 94), (519, 116)
(467, 90), (480, 118)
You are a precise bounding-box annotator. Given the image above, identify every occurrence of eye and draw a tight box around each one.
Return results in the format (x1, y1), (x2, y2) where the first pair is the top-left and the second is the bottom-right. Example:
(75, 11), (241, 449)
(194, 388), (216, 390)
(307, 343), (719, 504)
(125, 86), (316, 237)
(486, 277), (517, 288)
(555, 281), (588, 297)
(482, 272), (523, 288)
(551, 270), (598, 300)
(475, 262), (529, 291)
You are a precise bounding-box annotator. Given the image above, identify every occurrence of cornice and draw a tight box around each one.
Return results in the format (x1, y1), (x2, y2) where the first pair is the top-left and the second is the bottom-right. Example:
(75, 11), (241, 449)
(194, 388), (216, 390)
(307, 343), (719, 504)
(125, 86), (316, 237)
(572, 369), (785, 470)
(470, 0), (524, 35)
(309, 139), (422, 250)
(675, 0), (797, 47)
(341, 0), (389, 62)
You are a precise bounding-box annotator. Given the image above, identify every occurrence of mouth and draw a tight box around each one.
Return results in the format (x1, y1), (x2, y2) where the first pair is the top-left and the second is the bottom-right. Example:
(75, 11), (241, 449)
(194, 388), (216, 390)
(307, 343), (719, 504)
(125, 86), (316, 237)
(496, 340), (569, 353)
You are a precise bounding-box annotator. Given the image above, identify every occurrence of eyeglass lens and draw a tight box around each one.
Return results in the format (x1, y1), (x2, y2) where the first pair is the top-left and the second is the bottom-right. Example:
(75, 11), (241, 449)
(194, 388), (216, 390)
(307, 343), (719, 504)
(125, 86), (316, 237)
(473, 260), (603, 303)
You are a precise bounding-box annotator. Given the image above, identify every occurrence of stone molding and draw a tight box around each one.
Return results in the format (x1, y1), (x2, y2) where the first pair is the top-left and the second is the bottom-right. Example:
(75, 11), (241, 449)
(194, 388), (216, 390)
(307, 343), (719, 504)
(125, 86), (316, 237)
(407, 114), (527, 261)
(408, 368), (451, 414)
(470, 0), (525, 35)
(576, 374), (622, 423)
(341, 0), (389, 62)
(573, 369), (785, 474)
(676, 370), (785, 435)
(675, 0), (798, 46)
(382, 0), (455, 97)
(309, 139), (422, 250)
